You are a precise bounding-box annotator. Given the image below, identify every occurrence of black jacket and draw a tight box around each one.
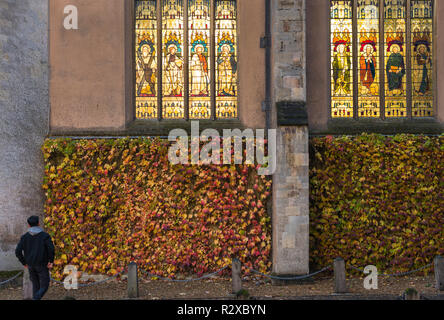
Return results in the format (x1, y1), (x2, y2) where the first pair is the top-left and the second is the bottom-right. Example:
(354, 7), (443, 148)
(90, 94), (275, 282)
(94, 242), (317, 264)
(15, 228), (55, 267)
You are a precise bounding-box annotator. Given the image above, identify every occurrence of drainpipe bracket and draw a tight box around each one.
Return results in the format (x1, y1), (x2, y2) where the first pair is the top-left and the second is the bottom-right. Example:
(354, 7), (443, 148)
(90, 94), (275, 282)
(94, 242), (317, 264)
(262, 100), (271, 112)
(260, 36), (271, 49)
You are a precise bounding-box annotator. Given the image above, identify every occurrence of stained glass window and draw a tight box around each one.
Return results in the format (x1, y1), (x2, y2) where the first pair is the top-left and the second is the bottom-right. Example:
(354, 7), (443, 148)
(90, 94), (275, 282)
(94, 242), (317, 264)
(162, 0), (185, 119)
(136, 0), (158, 119)
(384, 0), (407, 117)
(216, 0), (238, 119)
(330, 0), (435, 119)
(135, 0), (238, 120)
(331, 0), (354, 118)
(411, 0), (433, 117)
(189, 0), (211, 119)
(358, 0), (380, 117)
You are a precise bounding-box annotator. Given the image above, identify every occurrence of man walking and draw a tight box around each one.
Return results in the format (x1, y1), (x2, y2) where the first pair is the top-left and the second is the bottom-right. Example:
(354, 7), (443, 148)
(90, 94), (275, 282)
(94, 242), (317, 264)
(15, 216), (55, 300)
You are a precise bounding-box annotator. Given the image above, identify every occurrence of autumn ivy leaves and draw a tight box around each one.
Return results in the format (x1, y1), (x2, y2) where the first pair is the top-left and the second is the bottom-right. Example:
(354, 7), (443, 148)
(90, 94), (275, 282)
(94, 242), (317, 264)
(42, 134), (443, 279)
(309, 134), (444, 274)
(42, 138), (272, 279)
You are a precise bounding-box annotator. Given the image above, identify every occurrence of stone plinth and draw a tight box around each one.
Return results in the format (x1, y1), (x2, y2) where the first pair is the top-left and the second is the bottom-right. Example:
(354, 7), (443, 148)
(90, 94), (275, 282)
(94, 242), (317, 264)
(272, 126), (309, 275)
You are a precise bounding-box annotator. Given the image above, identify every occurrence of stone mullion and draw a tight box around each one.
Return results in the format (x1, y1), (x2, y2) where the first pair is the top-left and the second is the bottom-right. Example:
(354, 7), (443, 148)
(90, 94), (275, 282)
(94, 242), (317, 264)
(328, 1), (332, 120)
(433, 0), (437, 117)
(406, 0), (412, 119)
(353, 0), (359, 119)
(380, 0), (385, 119)
(184, 0), (190, 120)
(211, 0), (216, 120)
(157, 0), (163, 120)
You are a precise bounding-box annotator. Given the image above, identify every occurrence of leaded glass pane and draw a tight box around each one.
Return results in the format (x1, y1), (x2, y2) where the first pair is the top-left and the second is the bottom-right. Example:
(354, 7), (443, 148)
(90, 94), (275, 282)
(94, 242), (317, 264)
(358, 0), (380, 118)
(411, 0), (434, 117)
(136, 0), (158, 119)
(189, 0), (211, 119)
(162, 0), (185, 119)
(384, 0), (407, 118)
(215, 0), (238, 119)
(331, 0), (354, 118)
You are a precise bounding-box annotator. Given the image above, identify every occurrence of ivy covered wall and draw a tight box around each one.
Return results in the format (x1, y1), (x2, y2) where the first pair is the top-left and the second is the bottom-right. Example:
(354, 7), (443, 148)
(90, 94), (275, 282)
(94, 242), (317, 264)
(309, 134), (444, 274)
(43, 138), (272, 279)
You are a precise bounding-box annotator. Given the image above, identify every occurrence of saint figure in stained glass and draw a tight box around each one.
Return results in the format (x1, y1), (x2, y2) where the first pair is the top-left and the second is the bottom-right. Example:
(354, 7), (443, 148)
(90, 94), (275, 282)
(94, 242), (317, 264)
(164, 42), (184, 96)
(135, 0), (158, 119)
(411, 0), (434, 117)
(136, 37), (157, 97)
(217, 41), (237, 96)
(188, 0), (211, 118)
(330, 1), (353, 118)
(215, 0), (238, 118)
(413, 30), (432, 96)
(386, 38), (405, 95)
(332, 34), (352, 95)
(190, 42), (209, 96)
(359, 33), (378, 95)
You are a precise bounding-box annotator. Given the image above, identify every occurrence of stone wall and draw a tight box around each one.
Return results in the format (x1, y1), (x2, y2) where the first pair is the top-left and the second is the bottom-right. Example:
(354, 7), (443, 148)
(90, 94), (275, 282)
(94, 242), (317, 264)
(0, 0), (48, 270)
(49, 0), (266, 134)
(272, 0), (306, 103)
(272, 0), (309, 275)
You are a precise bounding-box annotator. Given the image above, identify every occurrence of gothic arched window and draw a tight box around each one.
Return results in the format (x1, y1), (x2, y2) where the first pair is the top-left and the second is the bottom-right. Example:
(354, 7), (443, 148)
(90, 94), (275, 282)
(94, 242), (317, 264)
(330, 0), (435, 119)
(135, 0), (238, 120)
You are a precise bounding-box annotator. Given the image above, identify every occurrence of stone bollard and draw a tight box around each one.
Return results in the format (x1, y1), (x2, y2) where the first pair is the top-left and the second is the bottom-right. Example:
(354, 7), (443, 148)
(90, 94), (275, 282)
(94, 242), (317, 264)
(23, 268), (33, 300)
(334, 257), (347, 294)
(404, 288), (420, 300)
(434, 256), (444, 291)
(232, 258), (242, 294)
(127, 262), (139, 299)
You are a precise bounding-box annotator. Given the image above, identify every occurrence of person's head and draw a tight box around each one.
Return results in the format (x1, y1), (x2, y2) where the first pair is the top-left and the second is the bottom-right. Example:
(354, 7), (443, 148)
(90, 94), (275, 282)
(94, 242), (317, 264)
(418, 44), (427, 54)
(27, 216), (39, 227)
(337, 44), (345, 54)
(196, 45), (204, 54)
(391, 44), (400, 54)
(168, 45), (177, 55)
(141, 45), (150, 57)
(364, 44), (374, 55)
(222, 44), (231, 54)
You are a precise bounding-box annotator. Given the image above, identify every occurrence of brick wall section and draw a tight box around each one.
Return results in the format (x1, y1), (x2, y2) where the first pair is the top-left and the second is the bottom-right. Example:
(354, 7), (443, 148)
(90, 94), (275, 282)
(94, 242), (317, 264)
(0, 0), (48, 270)
(272, 0), (309, 275)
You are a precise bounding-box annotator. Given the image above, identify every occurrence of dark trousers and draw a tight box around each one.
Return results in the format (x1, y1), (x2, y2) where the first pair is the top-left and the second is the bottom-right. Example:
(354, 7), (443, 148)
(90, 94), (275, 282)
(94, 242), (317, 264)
(28, 266), (50, 300)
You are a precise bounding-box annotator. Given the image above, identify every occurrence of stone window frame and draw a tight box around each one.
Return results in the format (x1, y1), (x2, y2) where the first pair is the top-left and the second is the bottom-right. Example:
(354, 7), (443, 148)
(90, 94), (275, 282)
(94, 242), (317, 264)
(329, 0), (438, 121)
(132, 0), (241, 124)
